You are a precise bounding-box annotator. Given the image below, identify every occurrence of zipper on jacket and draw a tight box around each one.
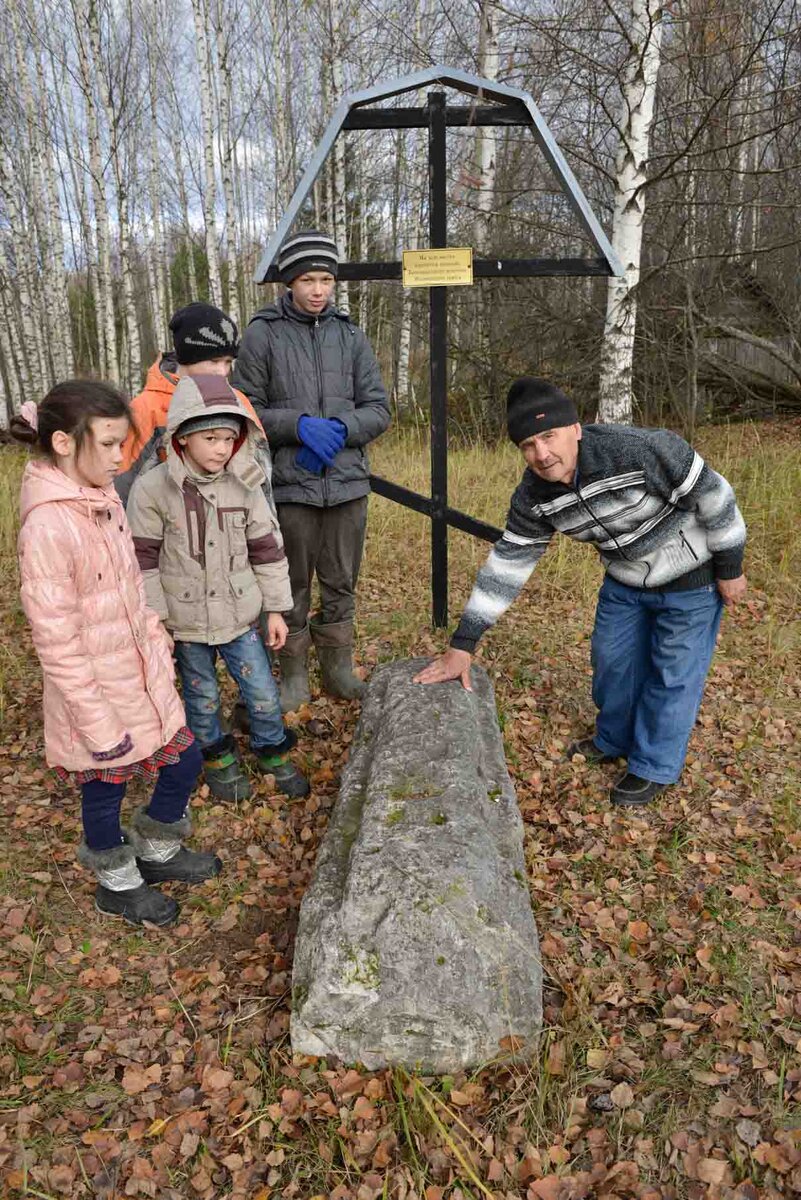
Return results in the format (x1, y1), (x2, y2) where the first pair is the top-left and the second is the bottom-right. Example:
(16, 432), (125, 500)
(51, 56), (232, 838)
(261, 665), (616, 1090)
(679, 529), (699, 561)
(311, 317), (329, 506)
(569, 483), (632, 561)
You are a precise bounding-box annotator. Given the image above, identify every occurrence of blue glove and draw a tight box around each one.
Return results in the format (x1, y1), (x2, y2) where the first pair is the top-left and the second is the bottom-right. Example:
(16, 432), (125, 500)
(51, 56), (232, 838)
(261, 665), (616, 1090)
(296, 446), (325, 475)
(297, 415), (347, 466)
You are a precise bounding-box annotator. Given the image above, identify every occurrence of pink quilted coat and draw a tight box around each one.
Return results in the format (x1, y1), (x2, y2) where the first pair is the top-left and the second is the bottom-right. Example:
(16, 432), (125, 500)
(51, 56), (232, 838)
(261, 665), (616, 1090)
(18, 460), (186, 771)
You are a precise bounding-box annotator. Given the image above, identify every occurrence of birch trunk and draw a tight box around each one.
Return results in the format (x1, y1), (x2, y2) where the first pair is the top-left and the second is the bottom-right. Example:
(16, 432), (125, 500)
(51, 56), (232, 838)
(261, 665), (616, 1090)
(146, 35), (168, 348)
(0, 242), (28, 407)
(74, 0), (118, 380)
(87, 0), (140, 390)
(59, 57), (103, 373)
(173, 134), (198, 302)
(214, 0), (239, 324)
(267, 0), (294, 215)
(356, 146), (369, 328)
(8, 2), (52, 389)
(473, 0), (499, 254)
(396, 116), (428, 417)
(327, 0), (349, 311)
(0, 151), (41, 397)
(191, 0), (222, 305)
(29, 0), (73, 378)
(597, 0), (664, 424)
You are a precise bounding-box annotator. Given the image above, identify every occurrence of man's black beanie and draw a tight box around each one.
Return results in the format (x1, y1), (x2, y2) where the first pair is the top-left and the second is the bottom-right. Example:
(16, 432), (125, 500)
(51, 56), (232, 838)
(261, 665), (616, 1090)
(169, 302), (240, 366)
(506, 377), (579, 444)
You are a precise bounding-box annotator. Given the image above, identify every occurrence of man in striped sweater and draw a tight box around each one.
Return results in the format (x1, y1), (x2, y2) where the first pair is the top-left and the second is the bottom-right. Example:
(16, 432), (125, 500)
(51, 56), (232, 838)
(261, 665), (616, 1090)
(415, 378), (747, 807)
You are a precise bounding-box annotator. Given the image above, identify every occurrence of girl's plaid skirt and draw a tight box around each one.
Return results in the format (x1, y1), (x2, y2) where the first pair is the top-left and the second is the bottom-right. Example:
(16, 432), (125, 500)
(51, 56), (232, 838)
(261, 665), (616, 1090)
(54, 726), (195, 786)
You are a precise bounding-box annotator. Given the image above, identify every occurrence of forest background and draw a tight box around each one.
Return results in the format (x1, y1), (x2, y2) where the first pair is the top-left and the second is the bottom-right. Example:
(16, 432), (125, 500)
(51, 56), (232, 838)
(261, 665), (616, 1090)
(1, 0), (800, 434)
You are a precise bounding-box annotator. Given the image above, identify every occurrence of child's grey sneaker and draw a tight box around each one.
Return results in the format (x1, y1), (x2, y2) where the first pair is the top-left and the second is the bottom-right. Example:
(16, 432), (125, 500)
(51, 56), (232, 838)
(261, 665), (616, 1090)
(137, 846), (222, 884)
(95, 882), (179, 926)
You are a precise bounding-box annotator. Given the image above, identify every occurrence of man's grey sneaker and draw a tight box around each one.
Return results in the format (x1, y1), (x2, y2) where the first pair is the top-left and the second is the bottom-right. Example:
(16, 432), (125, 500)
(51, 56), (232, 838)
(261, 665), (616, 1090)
(566, 736), (619, 764)
(610, 772), (667, 807)
(95, 882), (179, 926)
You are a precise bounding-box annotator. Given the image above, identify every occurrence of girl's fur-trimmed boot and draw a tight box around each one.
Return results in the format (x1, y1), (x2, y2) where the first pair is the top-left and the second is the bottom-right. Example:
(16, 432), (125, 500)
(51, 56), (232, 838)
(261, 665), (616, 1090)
(77, 842), (178, 927)
(127, 808), (222, 884)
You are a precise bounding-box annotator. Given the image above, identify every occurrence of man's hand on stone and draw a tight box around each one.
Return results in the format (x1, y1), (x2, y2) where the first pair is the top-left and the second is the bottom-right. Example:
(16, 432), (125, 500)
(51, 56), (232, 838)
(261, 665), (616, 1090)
(414, 647), (473, 691)
(717, 574), (747, 606)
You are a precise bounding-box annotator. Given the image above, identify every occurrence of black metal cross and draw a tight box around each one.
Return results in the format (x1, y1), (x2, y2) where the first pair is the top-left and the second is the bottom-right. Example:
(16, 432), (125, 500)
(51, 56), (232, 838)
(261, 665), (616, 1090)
(256, 70), (620, 627)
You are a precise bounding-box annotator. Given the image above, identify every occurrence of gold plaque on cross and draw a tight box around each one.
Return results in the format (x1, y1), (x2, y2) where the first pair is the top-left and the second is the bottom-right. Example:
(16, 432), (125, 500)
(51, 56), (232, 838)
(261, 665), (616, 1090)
(402, 247), (474, 287)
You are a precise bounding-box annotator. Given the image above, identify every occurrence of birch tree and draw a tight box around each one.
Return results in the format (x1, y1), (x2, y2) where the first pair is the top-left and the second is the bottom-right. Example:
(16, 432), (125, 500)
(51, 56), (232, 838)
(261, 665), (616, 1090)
(597, 0), (665, 423)
(191, 0), (222, 305)
(473, 0), (500, 254)
(74, 0), (118, 380)
(214, 0), (240, 323)
(327, 0), (349, 311)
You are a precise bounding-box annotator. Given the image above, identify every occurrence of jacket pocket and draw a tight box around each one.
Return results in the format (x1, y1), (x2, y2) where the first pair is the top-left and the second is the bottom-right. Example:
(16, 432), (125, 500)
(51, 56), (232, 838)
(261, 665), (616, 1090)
(229, 568), (263, 626)
(161, 574), (206, 632)
(227, 511), (249, 571)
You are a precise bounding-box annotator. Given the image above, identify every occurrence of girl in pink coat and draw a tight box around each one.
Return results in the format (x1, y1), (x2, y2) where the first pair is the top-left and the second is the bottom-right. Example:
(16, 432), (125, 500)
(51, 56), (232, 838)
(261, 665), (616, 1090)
(13, 380), (223, 927)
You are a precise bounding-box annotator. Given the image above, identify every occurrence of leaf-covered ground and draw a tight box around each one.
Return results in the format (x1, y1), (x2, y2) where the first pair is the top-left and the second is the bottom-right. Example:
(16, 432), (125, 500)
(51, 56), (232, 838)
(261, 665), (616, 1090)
(1, 423), (800, 1200)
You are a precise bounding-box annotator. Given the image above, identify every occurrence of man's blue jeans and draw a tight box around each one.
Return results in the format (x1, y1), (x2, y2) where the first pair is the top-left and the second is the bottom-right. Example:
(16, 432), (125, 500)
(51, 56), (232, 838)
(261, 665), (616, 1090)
(591, 576), (724, 784)
(175, 627), (285, 752)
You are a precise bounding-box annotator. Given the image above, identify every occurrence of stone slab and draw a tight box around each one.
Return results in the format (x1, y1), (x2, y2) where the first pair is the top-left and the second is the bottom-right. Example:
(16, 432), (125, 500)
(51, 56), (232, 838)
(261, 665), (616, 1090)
(290, 658), (542, 1072)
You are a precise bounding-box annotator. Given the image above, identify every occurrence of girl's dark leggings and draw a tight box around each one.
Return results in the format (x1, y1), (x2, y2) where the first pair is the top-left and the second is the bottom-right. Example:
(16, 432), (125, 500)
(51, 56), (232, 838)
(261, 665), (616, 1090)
(80, 741), (202, 851)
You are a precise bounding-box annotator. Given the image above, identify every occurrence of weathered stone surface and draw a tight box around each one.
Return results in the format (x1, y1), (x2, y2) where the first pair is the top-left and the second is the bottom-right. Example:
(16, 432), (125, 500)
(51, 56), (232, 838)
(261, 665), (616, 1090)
(290, 658), (542, 1072)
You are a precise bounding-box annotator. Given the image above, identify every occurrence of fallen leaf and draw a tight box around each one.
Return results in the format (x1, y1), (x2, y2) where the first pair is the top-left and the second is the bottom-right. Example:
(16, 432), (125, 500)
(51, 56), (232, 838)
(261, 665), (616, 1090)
(528, 1174), (564, 1200)
(121, 1064), (162, 1095)
(201, 1065), (234, 1093)
(735, 1119), (761, 1148)
(610, 1082), (634, 1109)
(545, 1040), (566, 1076)
(697, 1157), (729, 1185)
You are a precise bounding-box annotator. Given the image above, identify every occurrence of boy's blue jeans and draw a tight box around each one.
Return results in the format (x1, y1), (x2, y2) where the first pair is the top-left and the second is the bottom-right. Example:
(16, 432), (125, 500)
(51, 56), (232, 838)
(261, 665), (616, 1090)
(591, 576), (724, 784)
(174, 626), (286, 753)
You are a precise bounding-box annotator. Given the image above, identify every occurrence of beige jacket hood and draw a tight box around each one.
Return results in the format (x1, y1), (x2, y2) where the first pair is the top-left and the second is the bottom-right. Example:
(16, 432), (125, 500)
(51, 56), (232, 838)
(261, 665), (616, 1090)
(127, 374), (292, 644)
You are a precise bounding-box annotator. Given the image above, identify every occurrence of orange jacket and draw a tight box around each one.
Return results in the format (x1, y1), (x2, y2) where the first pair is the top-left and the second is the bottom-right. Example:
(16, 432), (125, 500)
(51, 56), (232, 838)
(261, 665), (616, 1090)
(120, 355), (178, 473)
(116, 355), (264, 505)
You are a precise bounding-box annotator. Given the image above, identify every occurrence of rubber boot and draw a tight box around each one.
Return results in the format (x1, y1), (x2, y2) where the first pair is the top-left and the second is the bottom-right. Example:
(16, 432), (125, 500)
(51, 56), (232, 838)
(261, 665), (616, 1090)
(253, 727), (310, 799)
(202, 734), (251, 801)
(310, 617), (366, 701)
(127, 808), (222, 884)
(77, 842), (179, 927)
(278, 626), (312, 714)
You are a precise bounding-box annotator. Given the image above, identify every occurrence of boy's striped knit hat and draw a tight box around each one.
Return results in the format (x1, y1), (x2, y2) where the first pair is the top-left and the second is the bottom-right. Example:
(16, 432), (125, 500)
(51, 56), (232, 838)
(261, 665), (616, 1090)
(277, 231), (339, 284)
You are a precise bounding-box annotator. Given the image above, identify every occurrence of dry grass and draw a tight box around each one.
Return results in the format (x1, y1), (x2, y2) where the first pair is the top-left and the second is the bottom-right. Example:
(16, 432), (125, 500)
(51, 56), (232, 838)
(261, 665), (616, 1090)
(1, 422), (801, 1198)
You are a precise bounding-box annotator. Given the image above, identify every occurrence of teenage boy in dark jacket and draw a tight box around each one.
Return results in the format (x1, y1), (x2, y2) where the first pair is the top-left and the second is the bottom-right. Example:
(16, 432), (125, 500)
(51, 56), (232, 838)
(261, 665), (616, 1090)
(233, 231), (390, 711)
(416, 378), (747, 808)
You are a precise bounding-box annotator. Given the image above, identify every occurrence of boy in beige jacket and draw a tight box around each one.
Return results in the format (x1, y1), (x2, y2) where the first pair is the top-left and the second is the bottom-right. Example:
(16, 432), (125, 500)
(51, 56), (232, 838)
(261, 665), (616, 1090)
(127, 373), (308, 801)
